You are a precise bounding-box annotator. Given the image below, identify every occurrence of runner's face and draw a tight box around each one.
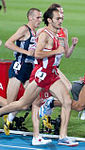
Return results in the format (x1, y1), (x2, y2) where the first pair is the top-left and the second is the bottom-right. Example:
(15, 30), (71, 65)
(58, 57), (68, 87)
(51, 11), (63, 29)
(58, 7), (64, 23)
(32, 11), (42, 28)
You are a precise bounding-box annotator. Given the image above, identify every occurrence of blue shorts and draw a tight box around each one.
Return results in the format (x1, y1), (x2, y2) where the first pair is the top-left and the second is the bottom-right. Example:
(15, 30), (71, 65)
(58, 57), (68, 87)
(9, 60), (34, 84)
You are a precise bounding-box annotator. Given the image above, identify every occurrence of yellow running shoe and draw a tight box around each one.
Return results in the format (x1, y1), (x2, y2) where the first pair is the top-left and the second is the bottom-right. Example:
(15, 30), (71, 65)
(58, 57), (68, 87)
(42, 115), (52, 129)
(3, 115), (8, 123)
(4, 119), (11, 135)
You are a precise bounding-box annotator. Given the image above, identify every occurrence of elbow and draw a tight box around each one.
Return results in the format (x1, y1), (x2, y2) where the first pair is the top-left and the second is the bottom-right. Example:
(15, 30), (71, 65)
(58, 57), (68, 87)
(35, 52), (38, 58)
(5, 40), (12, 49)
(5, 41), (9, 48)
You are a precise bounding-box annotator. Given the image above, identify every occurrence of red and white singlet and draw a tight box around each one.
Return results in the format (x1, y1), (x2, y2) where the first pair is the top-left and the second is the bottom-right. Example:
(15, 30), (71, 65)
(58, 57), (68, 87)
(29, 28), (60, 90)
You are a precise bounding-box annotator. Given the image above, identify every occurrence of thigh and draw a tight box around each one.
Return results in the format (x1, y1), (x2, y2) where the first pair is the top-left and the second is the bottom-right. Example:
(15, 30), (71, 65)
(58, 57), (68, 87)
(7, 77), (21, 103)
(49, 79), (71, 104)
(24, 80), (29, 89)
(32, 95), (41, 107)
(58, 68), (72, 91)
(22, 80), (41, 106)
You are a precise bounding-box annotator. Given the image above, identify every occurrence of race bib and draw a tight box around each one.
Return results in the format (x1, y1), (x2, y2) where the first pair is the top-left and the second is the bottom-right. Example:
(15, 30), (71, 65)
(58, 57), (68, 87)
(13, 62), (21, 71)
(35, 68), (46, 80)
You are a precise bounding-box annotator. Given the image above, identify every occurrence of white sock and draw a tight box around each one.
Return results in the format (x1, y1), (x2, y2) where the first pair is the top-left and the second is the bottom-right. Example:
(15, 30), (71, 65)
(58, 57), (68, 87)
(8, 112), (18, 122)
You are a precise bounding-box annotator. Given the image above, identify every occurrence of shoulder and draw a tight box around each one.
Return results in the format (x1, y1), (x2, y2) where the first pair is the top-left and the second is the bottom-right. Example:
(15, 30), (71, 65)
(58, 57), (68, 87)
(63, 27), (68, 34)
(37, 30), (49, 43)
(36, 27), (46, 36)
(16, 25), (30, 36)
(39, 29), (49, 38)
(18, 25), (30, 33)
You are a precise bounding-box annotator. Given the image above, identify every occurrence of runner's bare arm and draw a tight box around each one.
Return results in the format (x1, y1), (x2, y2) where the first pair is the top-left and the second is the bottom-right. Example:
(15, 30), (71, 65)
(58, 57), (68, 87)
(35, 32), (64, 59)
(64, 28), (78, 58)
(5, 25), (33, 56)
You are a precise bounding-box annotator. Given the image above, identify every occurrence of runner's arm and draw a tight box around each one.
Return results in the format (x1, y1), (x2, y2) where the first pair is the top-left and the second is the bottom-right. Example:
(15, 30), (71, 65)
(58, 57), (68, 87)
(5, 25), (33, 56)
(35, 32), (64, 59)
(64, 28), (78, 58)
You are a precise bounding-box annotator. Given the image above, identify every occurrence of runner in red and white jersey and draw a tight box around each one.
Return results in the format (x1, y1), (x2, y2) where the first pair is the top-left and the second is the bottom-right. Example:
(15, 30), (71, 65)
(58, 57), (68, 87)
(30, 4), (77, 146)
(31, 28), (60, 90)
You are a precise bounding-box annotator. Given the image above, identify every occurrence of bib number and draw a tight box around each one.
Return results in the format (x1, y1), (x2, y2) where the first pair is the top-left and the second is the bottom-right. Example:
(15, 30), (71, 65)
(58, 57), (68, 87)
(35, 68), (46, 81)
(13, 62), (21, 71)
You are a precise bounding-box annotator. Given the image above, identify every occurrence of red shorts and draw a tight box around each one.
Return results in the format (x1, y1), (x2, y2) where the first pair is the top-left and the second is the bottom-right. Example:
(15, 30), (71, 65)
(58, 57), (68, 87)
(29, 66), (58, 105)
(29, 65), (60, 90)
(39, 89), (52, 105)
(40, 88), (52, 99)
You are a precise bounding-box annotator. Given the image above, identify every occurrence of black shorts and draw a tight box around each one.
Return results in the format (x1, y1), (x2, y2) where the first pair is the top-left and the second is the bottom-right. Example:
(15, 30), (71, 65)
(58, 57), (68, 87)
(71, 81), (84, 100)
(9, 60), (34, 84)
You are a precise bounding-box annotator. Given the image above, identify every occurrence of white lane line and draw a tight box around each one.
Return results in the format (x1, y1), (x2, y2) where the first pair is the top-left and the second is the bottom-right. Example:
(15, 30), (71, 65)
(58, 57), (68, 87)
(0, 144), (44, 150)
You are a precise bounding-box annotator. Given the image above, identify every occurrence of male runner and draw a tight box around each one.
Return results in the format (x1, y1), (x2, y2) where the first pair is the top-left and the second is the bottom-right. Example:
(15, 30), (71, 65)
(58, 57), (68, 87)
(32, 3), (78, 145)
(0, 8), (42, 135)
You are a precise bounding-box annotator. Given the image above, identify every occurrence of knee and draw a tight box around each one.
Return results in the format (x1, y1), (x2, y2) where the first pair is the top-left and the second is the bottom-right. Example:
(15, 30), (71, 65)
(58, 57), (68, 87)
(22, 105), (29, 110)
(77, 104), (85, 111)
(67, 84), (72, 92)
(32, 102), (37, 108)
(64, 95), (72, 107)
(73, 103), (84, 112)
(17, 98), (26, 110)
(75, 106), (83, 112)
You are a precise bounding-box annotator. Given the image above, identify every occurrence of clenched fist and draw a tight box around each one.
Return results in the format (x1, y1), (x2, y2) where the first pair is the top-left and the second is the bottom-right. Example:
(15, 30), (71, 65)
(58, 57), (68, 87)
(72, 37), (78, 46)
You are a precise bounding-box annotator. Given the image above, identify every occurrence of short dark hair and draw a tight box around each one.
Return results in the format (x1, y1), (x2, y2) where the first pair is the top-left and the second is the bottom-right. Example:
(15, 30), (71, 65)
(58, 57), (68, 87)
(43, 8), (59, 26)
(49, 3), (61, 9)
(27, 8), (41, 19)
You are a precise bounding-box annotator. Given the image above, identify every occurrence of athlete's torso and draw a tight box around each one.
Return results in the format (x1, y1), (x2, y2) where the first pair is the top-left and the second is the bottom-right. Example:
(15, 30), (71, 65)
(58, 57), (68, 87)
(35, 28), (59, 70)
(14, 25), (35, 64)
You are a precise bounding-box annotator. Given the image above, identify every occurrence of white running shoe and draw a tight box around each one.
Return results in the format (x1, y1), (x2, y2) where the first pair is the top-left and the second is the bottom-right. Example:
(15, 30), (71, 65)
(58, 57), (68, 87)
(80, 110), (85, 120)
(58, 137), (79, 146)
(66, 136), (76, 142)
(32, 136), (52, 145)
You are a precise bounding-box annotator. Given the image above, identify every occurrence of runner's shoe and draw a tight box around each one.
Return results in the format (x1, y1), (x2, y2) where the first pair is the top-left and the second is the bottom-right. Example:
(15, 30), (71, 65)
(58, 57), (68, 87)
(78, 110), (85, 120)
(39, 96), (54, 118)
(80, 110), (85, 120)
(32, 136), (52, 145)
(4, 119), (12, 135)
(58, 137), (79, 146)
(66, 136), (76, 142)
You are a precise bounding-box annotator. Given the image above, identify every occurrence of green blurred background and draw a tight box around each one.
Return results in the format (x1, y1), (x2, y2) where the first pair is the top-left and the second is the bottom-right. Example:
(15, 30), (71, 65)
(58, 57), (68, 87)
(0, 0), (85, 137)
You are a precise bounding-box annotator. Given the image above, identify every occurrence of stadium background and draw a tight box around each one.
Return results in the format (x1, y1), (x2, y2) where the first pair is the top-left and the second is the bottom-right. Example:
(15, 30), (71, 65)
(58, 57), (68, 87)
(0, 0), (85, 137)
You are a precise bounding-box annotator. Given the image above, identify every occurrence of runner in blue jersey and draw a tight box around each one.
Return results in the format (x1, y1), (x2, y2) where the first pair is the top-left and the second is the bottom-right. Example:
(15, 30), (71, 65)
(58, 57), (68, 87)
(0, 8), (42, 135)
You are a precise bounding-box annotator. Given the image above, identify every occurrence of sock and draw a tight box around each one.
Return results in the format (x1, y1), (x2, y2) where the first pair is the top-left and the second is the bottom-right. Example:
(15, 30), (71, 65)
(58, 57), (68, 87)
(8, 111), (18, 122)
